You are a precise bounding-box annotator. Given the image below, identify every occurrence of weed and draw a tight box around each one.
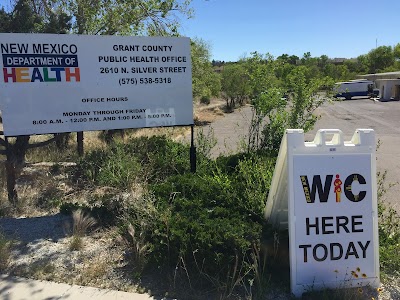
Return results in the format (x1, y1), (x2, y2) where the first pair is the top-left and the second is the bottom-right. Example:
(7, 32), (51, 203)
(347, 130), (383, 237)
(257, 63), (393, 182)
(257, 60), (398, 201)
(378, 199), (400, 276)
(72, 209), (97, 237)
(200, 96), (211, 105)
(29, 260), (57, 281)
(68, 209), (97, 251)
(0, 231), (12, 271)
(26, 135), (78, 162)
(123, 223), (150, 273)
(302, 268), (378, 300)
(49, 163), (62, 175)
(118, 188), (160, 276)
(195, 127), (217, 159)
(76, 255), (110, 286)
(376, 170), (400, 277)
(69, 235), (84, 251)
(36, 184), (63, 209)
(150, 171), (265, 298)
(74, 136), (190, 187)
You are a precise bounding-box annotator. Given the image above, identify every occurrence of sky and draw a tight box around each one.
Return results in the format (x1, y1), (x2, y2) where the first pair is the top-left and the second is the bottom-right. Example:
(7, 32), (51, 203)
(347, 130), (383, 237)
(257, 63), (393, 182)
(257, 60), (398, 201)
(1, 0), (399, 62)
(179, 0), (400, 61)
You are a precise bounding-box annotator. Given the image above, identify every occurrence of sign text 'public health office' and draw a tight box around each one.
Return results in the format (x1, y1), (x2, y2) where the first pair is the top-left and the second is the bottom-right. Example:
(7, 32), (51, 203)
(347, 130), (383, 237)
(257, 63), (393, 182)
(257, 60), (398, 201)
(0, 33), (193, 136)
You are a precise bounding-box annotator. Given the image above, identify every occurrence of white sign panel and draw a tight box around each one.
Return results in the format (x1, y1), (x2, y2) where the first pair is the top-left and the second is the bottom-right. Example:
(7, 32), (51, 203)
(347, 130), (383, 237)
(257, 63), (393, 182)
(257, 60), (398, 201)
(266, 129), (380, 297)
(0, 33), (193, 136)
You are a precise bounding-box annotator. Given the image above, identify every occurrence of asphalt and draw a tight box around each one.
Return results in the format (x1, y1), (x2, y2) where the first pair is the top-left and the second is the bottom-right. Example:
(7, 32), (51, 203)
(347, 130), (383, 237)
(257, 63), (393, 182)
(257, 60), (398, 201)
(0, 275), (155, 300)
(307, 97), (400, 212)
(198, 98), (400, 211)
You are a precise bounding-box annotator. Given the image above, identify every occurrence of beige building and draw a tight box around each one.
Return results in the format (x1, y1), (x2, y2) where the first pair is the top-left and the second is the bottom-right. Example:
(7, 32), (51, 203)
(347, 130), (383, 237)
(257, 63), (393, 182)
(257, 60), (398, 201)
(358, 71), (400, 101)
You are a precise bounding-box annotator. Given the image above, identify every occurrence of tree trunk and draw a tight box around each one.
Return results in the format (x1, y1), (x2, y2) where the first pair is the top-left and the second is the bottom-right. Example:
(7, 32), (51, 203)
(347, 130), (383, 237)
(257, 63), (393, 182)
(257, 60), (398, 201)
(55, 133), (71, 150)
(5, 159), (17, 206)
(104, 129), (125, 144)
(5, 136), (30, 205)
(14, 136), (30, 170)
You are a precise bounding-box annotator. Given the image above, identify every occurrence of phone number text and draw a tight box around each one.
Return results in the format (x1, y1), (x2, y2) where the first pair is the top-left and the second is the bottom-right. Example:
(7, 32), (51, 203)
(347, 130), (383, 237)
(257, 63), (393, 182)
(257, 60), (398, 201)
(119, 77), (172, 86)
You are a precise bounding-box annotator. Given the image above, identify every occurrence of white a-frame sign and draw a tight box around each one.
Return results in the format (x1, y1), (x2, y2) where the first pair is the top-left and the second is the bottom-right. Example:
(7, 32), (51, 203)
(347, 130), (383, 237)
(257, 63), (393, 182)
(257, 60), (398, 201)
(265, 129), (380, 297)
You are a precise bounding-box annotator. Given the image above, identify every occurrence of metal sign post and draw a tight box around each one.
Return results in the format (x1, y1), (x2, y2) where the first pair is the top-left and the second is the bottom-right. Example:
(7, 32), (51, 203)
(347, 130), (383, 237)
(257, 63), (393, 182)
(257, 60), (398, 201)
(190, 125), (196, 173)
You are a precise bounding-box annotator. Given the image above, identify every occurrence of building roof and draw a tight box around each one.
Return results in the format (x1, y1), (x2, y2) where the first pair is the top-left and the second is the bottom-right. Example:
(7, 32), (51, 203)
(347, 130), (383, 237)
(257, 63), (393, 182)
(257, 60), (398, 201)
(375, 78), (400, 82)
(358, 71), (400, 80)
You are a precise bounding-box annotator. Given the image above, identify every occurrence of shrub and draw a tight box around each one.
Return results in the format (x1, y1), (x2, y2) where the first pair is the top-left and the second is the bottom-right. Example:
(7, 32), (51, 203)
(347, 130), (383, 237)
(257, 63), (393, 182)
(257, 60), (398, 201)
(149, 171), (266, 296)
(200, 95), (211, 105)
(233, 153), (275, 222)
(378, 200), (400, 276)
(118, 190), (159, 276)
(74, 136), (191, 187)
(124, 136), (191, 182)
(376, 170), (400, 276)
(74, 144), (141, 188)
(60, 192), (130, 227)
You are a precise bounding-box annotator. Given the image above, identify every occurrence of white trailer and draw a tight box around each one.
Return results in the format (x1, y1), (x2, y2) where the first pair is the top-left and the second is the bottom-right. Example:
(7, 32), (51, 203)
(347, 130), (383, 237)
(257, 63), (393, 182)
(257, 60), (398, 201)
(334, 80), (378, 100)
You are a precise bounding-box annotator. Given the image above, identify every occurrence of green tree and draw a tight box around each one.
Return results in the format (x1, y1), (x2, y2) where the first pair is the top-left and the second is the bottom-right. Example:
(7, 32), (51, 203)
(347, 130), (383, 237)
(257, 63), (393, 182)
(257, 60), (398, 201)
(356, 54), (369, 74)
(248, 64), (333, 153)
(242, 52), (278, 99)
(285, 67), (332, 131)
(288, 54), (299, 65)
(0, 7), (11, 31)
(221, 63), (250, 109)
(7, 0), (41, 32)
(275, 55), (295, 84)
(276, 53), (289, 63)
(318, 55), (329, 70)
(0, 0), (71, 33)
(47, 0), (193, 35)
(367, 45), (395, 73)
(394, 43), (400, 60)
(343, 59), (359, 74)
(301, 51), (311, 64)
(191, 38), (221, 102)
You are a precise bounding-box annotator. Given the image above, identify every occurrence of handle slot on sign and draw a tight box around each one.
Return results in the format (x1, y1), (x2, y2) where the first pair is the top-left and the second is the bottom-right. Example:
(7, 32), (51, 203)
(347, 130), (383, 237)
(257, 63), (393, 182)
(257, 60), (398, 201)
(313, 129), (344, 147)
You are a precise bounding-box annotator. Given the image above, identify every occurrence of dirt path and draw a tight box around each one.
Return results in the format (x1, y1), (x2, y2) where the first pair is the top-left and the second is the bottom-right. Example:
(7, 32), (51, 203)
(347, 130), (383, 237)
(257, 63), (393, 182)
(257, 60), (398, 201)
(193, 104), (253, 157)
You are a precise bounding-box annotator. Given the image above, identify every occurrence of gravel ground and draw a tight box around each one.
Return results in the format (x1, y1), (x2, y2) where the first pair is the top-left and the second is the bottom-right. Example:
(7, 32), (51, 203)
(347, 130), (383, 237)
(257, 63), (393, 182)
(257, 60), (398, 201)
(0, 213), (139, 293)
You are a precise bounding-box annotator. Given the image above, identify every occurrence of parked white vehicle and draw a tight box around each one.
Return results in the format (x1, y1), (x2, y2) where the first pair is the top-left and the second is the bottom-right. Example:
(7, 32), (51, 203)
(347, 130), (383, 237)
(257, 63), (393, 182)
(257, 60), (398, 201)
(334, 80), (379, 100)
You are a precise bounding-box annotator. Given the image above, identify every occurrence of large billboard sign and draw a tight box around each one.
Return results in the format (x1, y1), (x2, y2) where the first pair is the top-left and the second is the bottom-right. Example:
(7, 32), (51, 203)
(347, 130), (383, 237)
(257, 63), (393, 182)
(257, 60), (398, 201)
(0, 33), (193, 136)
(265, 129), (380, 297)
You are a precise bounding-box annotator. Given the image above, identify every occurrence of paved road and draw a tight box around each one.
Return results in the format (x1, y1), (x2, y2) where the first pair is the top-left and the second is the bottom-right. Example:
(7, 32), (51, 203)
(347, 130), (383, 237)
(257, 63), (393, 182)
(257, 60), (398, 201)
(198, 98), (400, 211)
(308, 98), (400, 212)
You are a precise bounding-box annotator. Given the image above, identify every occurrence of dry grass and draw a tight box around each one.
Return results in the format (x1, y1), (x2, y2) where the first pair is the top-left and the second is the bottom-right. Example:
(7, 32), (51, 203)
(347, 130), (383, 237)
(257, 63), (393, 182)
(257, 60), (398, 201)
(68, 209), (97, 251)
(29, 260), (56, 281)
(75, 254), (111, 286)
(0, 162), (11, 215)
(0, 232), (12, 271)
(71, 209), (97, 237)
(193, 98), (226, 125)
(123, 223), (150, 274)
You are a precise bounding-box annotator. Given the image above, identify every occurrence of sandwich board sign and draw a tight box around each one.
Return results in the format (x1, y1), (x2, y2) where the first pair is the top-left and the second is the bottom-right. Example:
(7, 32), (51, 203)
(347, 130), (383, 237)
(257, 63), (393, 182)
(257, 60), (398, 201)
(265, 129), (380, 297)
